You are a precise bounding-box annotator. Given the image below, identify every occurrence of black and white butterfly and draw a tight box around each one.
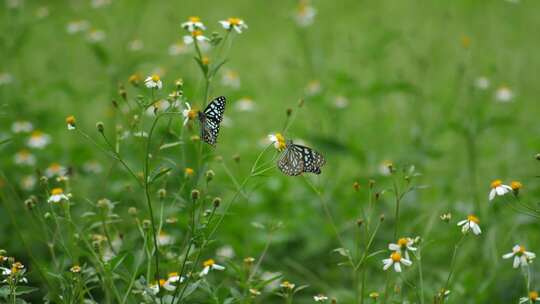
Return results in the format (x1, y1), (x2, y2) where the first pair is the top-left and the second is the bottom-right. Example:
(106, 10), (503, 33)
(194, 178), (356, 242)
(277, 140), (326, 176)
(198, 96), (226, 146)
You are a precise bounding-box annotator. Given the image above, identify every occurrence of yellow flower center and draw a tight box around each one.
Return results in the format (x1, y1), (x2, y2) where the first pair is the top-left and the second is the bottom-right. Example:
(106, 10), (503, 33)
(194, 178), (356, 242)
(185, 168), (194, 176)
(511, 181), (522, 191)
(518, 246), (526, 254)
(18, 149), (30, 157)
(66, 115), (76, 125)
(203, 259), (215, 267)
(228, 17), (241, 25)
(530, 291), (539, 301)
(390, 252), (402, 262)
(397, 238), (408, 248)
(275, 133), (286, 151)
(467, 214), (480, 224)
(369, 292), (379, 299)
(51, 188), (63, 195)
(31, 130), (43, 138)
(151, 74), (160, 82)
(168, 272), (178, 278)
(159, 279), (167, 286)
(490, 179), (502, 189)
(202, 56), (210, 65)
(192, 30), (203, 37)
(461, 35), (471, 48)
(189, 16), (200, 23)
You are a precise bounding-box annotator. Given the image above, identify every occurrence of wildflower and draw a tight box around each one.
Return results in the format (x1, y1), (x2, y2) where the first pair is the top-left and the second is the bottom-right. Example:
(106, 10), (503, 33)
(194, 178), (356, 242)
(305, 80), (321, 96)
(219, 17), (248, 33)
(457, 214), (481, 235)
(27, 130), (51, 149)
(475, 76), (490, 90)
(0, 72), (14, 86)
(495, 86), (514, 102)
(379, 160), (393, 176)
(221, 69), (241, 89)
(128, 73), (142, 86)
(144, 74), (163, 89)
(440, 212), (452, 222)
(352, 181), (360, 191)
(183, 29), (209, 45)
(201, 56), (210, 65)
(216, 245), (235, 259)
(369, 292), (379, 299)
(161, 272), (184, 291)
(91, 0), (111, 8)
(11, 121), (33, 133)
(48, 188), (70, 203)
(295, 0), (317, 27)
(35, 6), (49, 19)
(83, 160), (103, 174)
(182, 16), (206, 32)
(249, 288), (261, 296)
(388, 237), (417, 260)
(520, 291), (540, 303)
(66, 115), (76, 130)
(280, 280), (295, 290)
(200, 258), (225, 276)
(146, 99), (170, 115)
(70, 265), (81, 273)
(268, 133), (286, 151)
(14, 150), (36, 166)
(235, 97), (255, 112)
(45, 163), (67, 177)
(20, 175), (36, 191)
(489, 179), (512, 201)
(157, 231), (174, 246)
(461, 35), (471, 48)
(182, 102), (197, 125)
(437, 289), (451, 300)
(382, 251), (412, 272)
(184, 167), (194, 178)
(168, 41), (188, 56)
(333, 95), (349, 109)
(66, 20), (90, 34)
(87, 29), (106, 43)
(128, 39), (144, 51)
(511, 181), (523, 195)
(148, 282), (160, 295)
(314, 294), (329, 302)
(503, 245), (536, 268)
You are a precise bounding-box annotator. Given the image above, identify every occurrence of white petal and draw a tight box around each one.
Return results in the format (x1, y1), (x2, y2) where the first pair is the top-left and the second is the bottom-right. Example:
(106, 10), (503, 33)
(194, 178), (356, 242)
(388, 244), (400, 251)
(502, 252), (515, 259)
(394, 263), (402, 272)
(212, 264), (225, 271)
(457, 220), (467, 226)
(199, 266), (210, 276)
(513, 256), (520, 268)
(489, 189), (496, 201)
(525, 252), (536, 259)
(183, 36), (194, 44)
(471, 223), (481, 235)
(401, 258), (412, 266)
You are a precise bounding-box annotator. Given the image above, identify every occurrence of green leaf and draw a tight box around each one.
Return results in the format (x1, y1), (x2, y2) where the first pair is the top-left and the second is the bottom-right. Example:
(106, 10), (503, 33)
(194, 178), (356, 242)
(150, 168), (172, 184)
(0, 137), (12, 146)
(159, 141), (183, 150)
(15, 286), (39, 296)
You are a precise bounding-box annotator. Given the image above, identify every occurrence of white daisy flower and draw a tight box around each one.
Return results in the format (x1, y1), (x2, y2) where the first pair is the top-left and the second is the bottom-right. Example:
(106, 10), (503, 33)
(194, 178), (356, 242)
(216, 245), (235, 259)
(457, 214), (482, 235)
(20, 175), (36, 191)
(520, 291), (540, 303)
(182, 102), (197, 126)
(219, 17), (248, 34)
(48, 188), (70, 203)
(313, 294), (329, 302)
(474, 76), (490, 90)
(146, 99), (171, 116)
(200, 258), (225, 276)
(183, 30), (209, 45)
(503, 245), (536, 268)
(388, 237), (417, 260)
(382, 251), (412, 272)
(235, 97), (255, 112)
(295, 0), (317, 27)
(128, 39), (143, 51)
(144, 74), (162, 89)
(157, 231), (174, 246)
(45, 163), (67, 177)
(268, 133), (286, 151)
(333, 95), (349, 109)
(161, 272), (185, 291)
(489, 179), (512, 201)
(11, 121), (33, 133)
(66, 20), (90, 34)
(221, 69), (241, 89)
(305, 80), (321, 96)
(495, 86), (514, 103)
(147, 282), (160, 295)
(182, 16), (206, 32)
(0, 72), (14, 85)
(379, 160), (393, 176)
(14, 150), (36, 166)
(168, 41), (188, 56)
(27, 130), (51, 149)
(87, 29), (106, 43)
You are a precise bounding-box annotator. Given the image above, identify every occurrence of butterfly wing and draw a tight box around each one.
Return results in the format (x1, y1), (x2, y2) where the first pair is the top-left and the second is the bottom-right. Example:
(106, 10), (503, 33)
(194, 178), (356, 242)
(291, 144), (326, 174)
(199, 96), (226, 146)
(277, 145), (304, 176)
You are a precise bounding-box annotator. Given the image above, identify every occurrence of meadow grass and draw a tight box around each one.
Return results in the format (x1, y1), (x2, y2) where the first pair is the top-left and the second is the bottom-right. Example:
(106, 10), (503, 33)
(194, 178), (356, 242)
(1, 0), (540, 303)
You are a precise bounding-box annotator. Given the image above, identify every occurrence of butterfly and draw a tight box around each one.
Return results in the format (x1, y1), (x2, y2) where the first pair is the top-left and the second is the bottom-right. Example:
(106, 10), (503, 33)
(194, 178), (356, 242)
(277, 140), (326, 176)
(198, 96), (226, 146)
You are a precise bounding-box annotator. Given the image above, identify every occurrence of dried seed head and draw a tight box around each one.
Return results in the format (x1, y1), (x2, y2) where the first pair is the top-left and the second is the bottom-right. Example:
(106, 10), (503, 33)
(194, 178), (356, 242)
(243, 256), (255, 266)
(128, 207), (138, 216)
(352, 181), (360, 192)
(111, 99), (118, 108)
(96, 121), (104, 133)
(40, 176), (48, 184)
(158, 188), (167, 199)
(379, 214), (385, 222)
(286, 108), (293, 117)
(536, 153), (540, 161)
(191, 189), (200, 200)
(356, 219), (364, 227)
(205, 170), (215, 182)
(375, 192), (381, 201)
(142, 219), (151, 229)
(213, 197), (221, 208)
(233, 154), (241, 163)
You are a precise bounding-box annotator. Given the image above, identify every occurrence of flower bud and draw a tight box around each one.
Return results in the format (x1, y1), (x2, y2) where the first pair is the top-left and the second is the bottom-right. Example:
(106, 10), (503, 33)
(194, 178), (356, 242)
(205, 170), (215, 182)
(142, 219), (151, 229)
(286, 108), (293, 117)
(368, 179), (375, 189)
(352, 181), (360, 192)
(128, 207), (138, 216)
(356, 219), (364, 227)
(379, 214), (385, 222)
(213, 197), (221, 208)
(96, 121), (104, 133)
(536, 153), (540, 161)
(158, 188), (167, 199)
(191, 189), (200, 200)
(233, 154), (240, 163)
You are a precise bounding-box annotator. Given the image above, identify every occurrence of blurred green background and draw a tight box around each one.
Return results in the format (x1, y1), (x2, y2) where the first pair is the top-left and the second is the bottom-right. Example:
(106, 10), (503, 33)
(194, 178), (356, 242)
(1, 0), (540, 303)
